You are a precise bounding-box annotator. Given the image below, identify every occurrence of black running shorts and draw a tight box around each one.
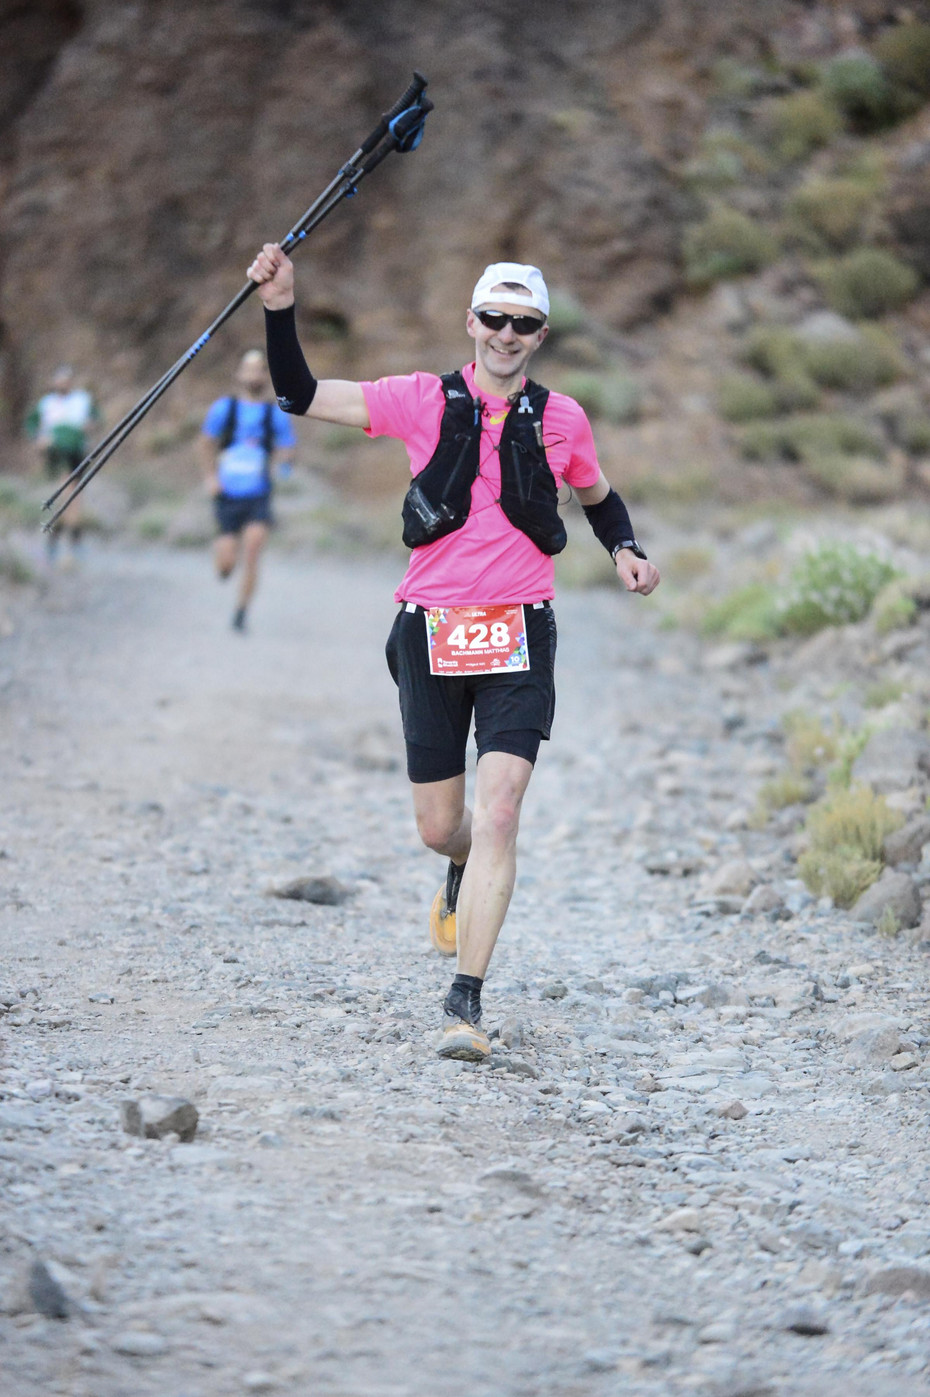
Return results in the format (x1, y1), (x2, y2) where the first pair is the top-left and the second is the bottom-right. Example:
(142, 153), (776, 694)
(385, 602), (557, 784)
(214, 494), (273, 535)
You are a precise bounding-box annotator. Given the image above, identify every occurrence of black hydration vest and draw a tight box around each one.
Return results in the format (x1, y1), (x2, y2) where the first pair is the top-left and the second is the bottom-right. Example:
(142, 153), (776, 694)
(218, 397), (276, 462)
(401, 371), (567, 556)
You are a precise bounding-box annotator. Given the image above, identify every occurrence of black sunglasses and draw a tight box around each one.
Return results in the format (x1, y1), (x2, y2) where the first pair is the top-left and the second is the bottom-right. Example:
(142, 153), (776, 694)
(474, 308), (546, 335)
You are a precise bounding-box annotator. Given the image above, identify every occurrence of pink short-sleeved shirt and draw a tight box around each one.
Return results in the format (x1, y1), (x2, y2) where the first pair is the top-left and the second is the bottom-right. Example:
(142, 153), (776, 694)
(361, 362), (601, 606)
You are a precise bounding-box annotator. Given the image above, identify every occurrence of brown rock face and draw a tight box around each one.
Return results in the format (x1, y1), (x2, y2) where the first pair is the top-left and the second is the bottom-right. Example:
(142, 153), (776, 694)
(0, 0), (860, 447)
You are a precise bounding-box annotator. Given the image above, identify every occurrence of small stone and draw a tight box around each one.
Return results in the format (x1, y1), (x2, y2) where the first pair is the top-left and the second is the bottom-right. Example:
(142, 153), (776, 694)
(698, 1320), (736, 1344)
(111, 1330), (169, 1357)
(783, 1304), (830, 1336)
(88, 992), (115, 1004)
(28, 1260), (70, 1320)
(498, 1017), (524, 1049)
(243, 1375), (279, 1393)
(541, 980), (568, 1000)
(703, 860), (757, 898)
(864, 1266), (930, 1298)
(267, 875), (354, 905)
(890, 1052), (919, 1071)
(478, 1165), (543, 1196)
(490, 1056), (539, 1080)
(120, 1095), (198, 1142)
(655, 1207), (705, 1233)
(719, 1100), (748, 1120)
(742, 884), (786, 917)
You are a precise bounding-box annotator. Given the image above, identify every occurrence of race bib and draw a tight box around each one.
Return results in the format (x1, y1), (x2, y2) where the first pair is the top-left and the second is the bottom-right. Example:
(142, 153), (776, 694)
(218, 443), (267, 498)
(426, 604), (529, 677)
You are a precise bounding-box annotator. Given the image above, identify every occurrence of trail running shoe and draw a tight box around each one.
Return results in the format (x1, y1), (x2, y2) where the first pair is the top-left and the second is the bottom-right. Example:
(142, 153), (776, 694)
(232, 606), (247, 632)
(429, 858), (465, 957)
(435, 1014), (491, 1062)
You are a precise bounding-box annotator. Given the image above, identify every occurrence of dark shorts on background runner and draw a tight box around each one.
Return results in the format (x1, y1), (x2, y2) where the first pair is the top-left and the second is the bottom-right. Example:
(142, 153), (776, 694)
(214, 494), (273, 535)
(385, 602), (557, 784)
(45, 447), (83, 480)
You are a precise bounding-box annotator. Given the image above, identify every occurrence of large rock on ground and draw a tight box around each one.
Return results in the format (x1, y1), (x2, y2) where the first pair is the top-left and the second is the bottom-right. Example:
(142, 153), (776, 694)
(850, 869), (921, 929)
(851, 728), (930, 794)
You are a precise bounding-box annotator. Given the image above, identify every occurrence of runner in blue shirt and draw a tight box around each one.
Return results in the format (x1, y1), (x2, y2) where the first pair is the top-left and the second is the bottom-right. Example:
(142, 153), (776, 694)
(200, 349), (296, 631)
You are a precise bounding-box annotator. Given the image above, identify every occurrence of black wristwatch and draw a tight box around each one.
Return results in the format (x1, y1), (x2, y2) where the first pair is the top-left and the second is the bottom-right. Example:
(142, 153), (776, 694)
(611, 538), (647, 561)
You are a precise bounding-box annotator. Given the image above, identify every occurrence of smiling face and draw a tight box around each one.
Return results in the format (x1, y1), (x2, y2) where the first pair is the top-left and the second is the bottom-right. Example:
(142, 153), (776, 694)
(466, 284), (548, 397)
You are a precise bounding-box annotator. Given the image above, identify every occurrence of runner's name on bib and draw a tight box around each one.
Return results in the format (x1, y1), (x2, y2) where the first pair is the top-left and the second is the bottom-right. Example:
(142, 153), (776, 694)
(426, 604), (529, 677)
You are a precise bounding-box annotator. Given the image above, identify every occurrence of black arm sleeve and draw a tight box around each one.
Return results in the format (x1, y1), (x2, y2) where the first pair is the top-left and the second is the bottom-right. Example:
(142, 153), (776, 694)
(263, 304), (318, 415)
(581, 487), (635, 556)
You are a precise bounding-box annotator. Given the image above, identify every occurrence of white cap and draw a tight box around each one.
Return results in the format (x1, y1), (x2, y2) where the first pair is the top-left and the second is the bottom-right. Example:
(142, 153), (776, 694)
(471, 262), (549, 318)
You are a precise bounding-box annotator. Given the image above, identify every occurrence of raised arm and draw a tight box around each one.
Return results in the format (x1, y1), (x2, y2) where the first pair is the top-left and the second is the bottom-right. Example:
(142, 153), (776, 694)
(247, 243), (370, 429)
(575, 471), (660, 596)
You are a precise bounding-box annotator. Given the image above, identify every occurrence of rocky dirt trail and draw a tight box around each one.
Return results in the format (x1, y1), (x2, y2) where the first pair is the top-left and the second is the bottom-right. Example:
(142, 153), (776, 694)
(2, 539), (930, 1397)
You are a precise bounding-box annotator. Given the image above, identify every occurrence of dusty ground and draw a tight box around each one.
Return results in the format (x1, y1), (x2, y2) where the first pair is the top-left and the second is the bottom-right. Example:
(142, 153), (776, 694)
(2, 537), (930, 1397)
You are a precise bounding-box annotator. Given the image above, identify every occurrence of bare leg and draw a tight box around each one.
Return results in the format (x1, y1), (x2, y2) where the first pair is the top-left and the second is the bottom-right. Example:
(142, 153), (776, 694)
(411, 753), (533, 980)
(454, 751), (534, 979)
(237, 521), (268, 610)
(214, 533), (238, 580)
(411, 773), (471, 867)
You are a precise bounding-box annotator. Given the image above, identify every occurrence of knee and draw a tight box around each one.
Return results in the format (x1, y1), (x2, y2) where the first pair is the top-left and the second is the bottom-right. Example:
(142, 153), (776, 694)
(416, 810), (462, 856)
(474, 794), (520, 847)
(216, 561), (234, 579)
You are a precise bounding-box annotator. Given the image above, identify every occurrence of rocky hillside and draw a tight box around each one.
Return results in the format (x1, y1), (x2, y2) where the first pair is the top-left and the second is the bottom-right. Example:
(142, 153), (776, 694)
(1, 0), (929, 506)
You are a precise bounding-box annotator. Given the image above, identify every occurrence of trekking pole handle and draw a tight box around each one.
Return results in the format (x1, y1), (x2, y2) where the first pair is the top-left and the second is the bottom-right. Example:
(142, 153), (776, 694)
(362, 98), (434, 174)
(359, 71), (429, 155)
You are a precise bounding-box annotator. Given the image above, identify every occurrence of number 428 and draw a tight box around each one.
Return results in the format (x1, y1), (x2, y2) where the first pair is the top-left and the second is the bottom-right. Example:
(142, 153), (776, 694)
(447, 621), (510, 650)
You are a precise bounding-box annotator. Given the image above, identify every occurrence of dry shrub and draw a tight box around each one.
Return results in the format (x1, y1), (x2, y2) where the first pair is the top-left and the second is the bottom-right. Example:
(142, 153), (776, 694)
(804, 453), (903, 504)
(786, 176), (879, 251)
(768, 90), (843, 162)
(783, 710), (837, 770)
(874, 22), (930, 100)
(798, 783), (903, 907)
(684, 208), (780, 286)
(813, 248), (920, 319)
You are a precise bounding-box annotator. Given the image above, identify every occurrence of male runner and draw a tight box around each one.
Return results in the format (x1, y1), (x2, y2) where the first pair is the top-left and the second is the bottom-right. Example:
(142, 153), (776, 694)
(247, 244), (659, 1060)
(200, 349), (297, 631)
(25, 365), (100, 565)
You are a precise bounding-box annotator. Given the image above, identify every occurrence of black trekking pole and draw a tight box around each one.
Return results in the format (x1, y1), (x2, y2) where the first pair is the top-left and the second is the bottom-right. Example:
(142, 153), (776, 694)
(43, 72), (433, 530)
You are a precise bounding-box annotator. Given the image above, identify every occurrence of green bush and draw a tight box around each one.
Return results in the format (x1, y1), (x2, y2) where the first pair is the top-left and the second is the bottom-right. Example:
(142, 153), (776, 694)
(804, 454), (901, 504)
(684, 208), (779, 286)
(814, 247), (920, 319)
(820, 52), (898, 132)
(546, 289), (586, 336)
(736, 412), (885, 463)
(790, 413), (884, 460)
(871, 578), (918, 633)
(768, 89), (843, 162)
(700, 582), (781, 642)
(874, 22), (930, 99)
(740, 327), (822, 409)
(685, 129), (772, 190)
(736, 421), (797, 461)
(801, 327), (904, 391)
(896, 416), (930, 454)
(717, 374), (780, 422)
(798, 783), (902, 906)
(558, 371), (641, 424)
(777, 541), (900, 634)
(786, 176), (878, 251)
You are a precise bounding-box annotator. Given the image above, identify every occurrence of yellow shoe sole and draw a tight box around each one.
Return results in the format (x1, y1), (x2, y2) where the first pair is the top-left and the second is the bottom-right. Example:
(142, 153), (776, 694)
(436, 1019), (491, 1061)
(429, 886), (457, 957)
